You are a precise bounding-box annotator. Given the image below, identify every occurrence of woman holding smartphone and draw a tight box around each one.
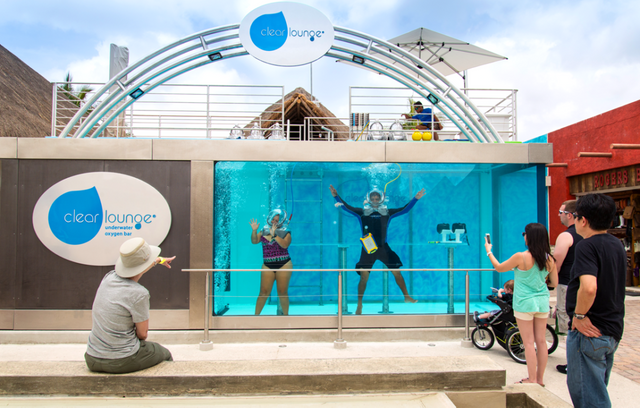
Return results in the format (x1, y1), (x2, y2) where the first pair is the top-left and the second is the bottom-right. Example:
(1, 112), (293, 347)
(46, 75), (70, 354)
(484, 223), (558, 386)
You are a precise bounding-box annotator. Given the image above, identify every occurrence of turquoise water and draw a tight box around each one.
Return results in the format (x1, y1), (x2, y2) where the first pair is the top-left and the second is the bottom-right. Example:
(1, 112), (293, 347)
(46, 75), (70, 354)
(213, 161), (543, 316)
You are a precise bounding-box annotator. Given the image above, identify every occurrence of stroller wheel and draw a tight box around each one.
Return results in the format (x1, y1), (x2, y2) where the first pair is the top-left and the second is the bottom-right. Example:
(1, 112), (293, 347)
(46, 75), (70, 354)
(471, 327), (495, 350)
(505, 325), (560, 364)
(506, 328), (527, 364)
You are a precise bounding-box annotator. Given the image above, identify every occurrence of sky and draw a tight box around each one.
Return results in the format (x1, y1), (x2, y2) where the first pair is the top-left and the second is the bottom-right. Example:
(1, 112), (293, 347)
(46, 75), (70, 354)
(2, 0), (639, 141)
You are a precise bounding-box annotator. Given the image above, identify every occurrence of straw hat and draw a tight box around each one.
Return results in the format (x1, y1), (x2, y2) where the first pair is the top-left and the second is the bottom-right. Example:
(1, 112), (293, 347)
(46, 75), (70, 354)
(115, 237), (161, 278)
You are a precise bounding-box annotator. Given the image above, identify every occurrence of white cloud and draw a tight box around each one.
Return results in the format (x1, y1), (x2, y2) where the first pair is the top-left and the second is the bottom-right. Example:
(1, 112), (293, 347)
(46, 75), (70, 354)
(463, 0), (640, 139)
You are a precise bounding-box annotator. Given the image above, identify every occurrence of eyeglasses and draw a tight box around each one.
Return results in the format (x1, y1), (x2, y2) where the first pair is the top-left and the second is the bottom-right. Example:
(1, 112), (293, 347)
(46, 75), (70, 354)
(522, 232), (526, 236)
(558, 210), (572, 215)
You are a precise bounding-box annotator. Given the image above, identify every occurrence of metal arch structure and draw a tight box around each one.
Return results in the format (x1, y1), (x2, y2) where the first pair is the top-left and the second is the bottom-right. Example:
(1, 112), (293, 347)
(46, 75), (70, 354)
(59, 24), (504, 143)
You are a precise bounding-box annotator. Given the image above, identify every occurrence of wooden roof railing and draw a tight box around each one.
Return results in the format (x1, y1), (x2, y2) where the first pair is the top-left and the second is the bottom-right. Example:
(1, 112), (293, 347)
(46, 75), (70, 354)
(610, 144), (640, 149)
(577, 152), (613, 158)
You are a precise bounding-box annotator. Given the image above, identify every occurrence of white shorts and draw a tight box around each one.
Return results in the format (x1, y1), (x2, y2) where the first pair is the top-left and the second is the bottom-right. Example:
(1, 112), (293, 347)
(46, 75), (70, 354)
(514, 311), (549, 321)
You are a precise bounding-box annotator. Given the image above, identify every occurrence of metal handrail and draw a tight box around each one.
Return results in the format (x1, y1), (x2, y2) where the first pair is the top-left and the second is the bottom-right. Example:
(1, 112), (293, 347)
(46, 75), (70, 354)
(52, 81), (515, 141)
(182, 267), (496, 350)
(52, 82), (284, 139)
(349, 86), (517, 141)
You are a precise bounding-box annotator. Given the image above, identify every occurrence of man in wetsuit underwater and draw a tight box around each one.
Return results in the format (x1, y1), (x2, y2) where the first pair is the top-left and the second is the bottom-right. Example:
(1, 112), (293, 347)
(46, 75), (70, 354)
(329, 185), (426, 314)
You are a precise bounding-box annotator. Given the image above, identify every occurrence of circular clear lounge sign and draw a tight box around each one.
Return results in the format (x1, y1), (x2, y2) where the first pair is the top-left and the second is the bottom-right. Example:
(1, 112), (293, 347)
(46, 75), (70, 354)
(33, 172), (172, 266)
(239, 2), (335, 67)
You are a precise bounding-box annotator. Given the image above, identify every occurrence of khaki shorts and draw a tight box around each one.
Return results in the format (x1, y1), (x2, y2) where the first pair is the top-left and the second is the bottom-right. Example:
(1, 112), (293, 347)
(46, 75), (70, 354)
(514, 311), (549, 321)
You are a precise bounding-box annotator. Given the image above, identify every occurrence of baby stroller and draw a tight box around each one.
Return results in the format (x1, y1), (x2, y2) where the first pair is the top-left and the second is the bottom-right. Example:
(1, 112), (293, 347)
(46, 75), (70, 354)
(471, 289), (558, 364)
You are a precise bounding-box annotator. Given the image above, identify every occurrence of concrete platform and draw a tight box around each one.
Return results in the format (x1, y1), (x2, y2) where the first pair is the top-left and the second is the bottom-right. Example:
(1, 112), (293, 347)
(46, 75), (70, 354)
(0, 356), (504, 397)
(0, 393), (459, 408)
(0, 336), (637, 407)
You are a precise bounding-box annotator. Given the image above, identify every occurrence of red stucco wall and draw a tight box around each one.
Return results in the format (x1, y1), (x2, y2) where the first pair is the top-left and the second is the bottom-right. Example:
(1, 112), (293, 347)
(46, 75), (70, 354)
(548, 99), (640, 241)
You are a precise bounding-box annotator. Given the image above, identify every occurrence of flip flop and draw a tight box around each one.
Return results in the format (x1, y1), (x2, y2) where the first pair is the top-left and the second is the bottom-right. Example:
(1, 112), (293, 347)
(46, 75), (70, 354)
(516, 378), (545, 387)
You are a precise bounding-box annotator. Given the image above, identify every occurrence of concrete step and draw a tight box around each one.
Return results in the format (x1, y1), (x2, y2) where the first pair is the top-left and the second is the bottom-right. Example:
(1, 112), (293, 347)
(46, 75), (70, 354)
(505, 384), (572, 408)
(0, 328), (466, 345)
(0, 392), (460, 407)
(0, 356), (504, 398)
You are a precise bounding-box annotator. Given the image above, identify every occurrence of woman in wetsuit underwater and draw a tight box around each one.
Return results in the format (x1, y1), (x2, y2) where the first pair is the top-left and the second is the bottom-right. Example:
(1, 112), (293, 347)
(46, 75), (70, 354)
(250, 209), (293, 315)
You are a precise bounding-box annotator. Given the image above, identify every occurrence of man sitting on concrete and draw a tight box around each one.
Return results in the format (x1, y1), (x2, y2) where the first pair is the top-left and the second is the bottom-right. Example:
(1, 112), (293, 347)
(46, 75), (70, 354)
(85, 237), (175, 374)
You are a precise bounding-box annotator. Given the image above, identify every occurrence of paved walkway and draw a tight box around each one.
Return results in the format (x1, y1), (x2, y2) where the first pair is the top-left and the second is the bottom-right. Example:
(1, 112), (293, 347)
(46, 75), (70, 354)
(612, 293), (640, 382)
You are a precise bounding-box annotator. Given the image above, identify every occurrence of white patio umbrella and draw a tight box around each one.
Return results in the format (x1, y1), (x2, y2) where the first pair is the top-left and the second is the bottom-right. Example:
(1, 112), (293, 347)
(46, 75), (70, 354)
(385, 27), (507, 80)
(339, 27), (507, 86)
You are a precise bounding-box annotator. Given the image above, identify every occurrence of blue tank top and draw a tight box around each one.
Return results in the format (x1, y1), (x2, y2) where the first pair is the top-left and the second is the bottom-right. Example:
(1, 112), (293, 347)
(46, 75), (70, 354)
(513, 253), (550, 313)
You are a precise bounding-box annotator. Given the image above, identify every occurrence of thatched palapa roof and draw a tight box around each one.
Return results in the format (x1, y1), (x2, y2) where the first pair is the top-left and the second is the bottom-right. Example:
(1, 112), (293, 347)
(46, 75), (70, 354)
(0, 44), (53, 137)
(246, 87), (348, 140)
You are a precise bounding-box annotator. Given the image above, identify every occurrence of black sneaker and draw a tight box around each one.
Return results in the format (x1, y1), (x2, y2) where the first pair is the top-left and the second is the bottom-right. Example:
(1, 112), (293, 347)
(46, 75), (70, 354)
(473, 311), (479, 323)
(556, 364), (567, 374)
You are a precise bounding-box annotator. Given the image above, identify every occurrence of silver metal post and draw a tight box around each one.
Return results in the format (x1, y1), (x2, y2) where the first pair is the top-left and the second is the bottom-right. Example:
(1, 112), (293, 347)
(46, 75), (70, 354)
(200, 271), (213, 351)
(448, 247), (455, 314)
(380, 271), (391, 314)
(206, 85), (211, 139)
(348, 86), (352, 140)
(338, 245), (349, 313)
(461, 269), (472, 347)
(334, 269), (347, 349)
(129, 104), (134, 137)
(310, 62), (313, 101)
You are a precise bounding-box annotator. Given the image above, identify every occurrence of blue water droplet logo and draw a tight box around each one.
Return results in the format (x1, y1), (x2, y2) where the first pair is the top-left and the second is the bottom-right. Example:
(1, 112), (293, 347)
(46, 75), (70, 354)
(250, 12), (288, 51)
(310, 36), (315, 42)
(135, 223), (141, 230)
(48, 187), (103, 245)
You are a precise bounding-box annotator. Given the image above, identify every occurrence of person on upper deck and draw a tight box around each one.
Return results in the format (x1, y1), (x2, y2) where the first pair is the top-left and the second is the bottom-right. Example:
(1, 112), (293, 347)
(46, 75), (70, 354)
(402, 101), (441, 140)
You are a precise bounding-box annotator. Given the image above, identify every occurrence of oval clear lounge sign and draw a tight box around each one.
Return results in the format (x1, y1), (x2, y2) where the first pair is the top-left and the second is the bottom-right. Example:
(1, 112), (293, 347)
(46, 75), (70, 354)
(239, 2), (335, 67)
(33, 172), (172, 266)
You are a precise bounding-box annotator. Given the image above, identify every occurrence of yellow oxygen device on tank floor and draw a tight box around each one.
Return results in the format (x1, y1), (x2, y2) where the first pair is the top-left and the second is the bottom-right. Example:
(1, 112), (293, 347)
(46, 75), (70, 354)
(360, 233), (378, 254)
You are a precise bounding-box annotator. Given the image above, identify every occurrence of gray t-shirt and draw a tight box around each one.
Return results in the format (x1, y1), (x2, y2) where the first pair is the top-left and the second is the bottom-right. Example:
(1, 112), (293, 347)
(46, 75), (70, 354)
(86, 270), (150, 359)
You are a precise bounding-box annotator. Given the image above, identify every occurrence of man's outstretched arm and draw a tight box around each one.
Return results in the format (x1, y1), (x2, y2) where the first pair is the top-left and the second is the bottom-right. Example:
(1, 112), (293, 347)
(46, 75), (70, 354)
(329, 184), (362, 215)
(389, 188), (425, 217)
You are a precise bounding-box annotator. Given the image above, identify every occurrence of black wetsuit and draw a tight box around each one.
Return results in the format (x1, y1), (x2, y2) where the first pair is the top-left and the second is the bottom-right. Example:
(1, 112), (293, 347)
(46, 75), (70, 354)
(335, 194), (418, 272)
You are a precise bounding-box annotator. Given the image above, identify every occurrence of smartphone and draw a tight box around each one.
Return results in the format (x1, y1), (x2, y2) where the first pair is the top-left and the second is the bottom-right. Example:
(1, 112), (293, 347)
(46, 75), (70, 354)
(485, 233), (491, 244)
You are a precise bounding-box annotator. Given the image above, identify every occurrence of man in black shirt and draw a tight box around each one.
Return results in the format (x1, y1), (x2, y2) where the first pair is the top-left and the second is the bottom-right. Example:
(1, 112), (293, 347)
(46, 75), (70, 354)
(566, 193), (626, 408)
